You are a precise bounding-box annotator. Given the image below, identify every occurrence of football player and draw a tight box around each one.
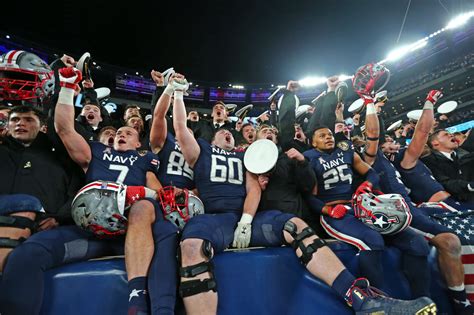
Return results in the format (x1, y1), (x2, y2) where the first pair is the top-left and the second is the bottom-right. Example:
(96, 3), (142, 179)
(305, 124), (432, 298)
(146, 71), (196, 314)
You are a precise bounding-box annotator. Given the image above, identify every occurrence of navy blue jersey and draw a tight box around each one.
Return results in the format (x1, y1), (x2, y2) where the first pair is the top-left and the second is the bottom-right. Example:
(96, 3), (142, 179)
(304, 140), (354, 203)
(86, 142), (160, 186)
(372, 150), (412, 202)
(157, 133), (195, 189)
(393, 148), (444, 204)
(194, 139), (246, 214)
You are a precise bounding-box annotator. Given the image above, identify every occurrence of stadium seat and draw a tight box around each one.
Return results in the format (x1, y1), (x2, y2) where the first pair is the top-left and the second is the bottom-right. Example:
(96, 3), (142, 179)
(41, 242), (453, 315)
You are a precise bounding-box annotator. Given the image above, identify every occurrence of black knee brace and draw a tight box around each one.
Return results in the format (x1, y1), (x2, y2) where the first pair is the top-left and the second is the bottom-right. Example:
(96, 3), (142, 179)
(0, 215), (35, 248)
(284, 220), (327, 265)
(179, 240), (217, 297)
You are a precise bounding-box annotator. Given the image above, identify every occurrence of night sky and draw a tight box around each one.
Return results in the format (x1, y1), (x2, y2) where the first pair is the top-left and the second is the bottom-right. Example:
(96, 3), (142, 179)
(2, 0), (473, 84)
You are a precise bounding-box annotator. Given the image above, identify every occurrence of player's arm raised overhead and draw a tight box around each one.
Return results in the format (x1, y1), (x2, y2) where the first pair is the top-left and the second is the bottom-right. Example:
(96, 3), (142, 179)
(401, 90), (442, 169)
(172, 75), (200, 168)
(362, 101), (380, 166)
(54, 67), (92, 172)
(149, 70), (171, 154)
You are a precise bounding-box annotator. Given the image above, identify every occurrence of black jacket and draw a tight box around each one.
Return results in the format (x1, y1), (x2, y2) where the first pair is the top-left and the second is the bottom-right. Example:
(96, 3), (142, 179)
(421, 148), (474, 203)
(258, 150), (316, 220)
(0, 133), (84, 223)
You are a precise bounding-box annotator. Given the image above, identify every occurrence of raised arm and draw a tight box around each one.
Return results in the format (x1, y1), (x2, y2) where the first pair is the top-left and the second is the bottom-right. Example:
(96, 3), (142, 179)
(172, 76), (200, 168)
(149, 70), (172, 154)
(362, 101), (380, 166)
(401, 90), (442, 169)
(54, 67), (91, 172)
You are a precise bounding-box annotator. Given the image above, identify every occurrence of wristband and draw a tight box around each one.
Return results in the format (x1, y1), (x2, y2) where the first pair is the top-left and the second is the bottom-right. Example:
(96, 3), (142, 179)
(163, 84), (174, 97)
(423, 102), (434, 110)
(364, 151), (376, 158)
(240, 213), (254, 224)
(144, 187), (158, 199)
(174, 90), (184, 101)
(366, 136), (379, 141)
(58, 88), (75, 105)
(366, 103), (376, 115)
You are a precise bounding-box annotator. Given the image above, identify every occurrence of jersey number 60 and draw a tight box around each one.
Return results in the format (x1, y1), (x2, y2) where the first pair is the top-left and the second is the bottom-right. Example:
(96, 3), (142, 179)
(210, 155), (243, 184)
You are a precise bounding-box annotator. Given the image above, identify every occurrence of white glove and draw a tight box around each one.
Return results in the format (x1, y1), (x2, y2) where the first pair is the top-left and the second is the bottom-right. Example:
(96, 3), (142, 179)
(232, 214), (253, 249)
(233, 222), (252, 248)
(171, 78), (189, 96)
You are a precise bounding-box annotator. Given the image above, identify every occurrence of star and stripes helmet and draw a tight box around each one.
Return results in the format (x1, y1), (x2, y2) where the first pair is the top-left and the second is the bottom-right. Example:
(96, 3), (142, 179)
(353, 192), (412, 235)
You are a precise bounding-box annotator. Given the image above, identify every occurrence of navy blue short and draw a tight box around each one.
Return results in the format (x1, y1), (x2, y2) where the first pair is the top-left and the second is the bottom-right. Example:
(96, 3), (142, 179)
(0, 194), (43, 215)
(181, 210), (295, 254)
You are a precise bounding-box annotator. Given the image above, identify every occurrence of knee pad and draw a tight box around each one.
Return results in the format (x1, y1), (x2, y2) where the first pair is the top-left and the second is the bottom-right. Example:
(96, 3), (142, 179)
(283, 220), (327, 265)
(0, 215), (36, 248)
(179, 240), (216, 297)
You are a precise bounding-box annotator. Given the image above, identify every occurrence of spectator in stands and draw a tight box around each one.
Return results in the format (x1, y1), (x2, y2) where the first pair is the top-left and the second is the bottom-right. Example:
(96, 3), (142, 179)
(124, 104), (142, 121)
(0, 106), (83, 272)
(187, 110), (199, 122)
(306, 76), (339, 133)
(424, 129), (474, 203)
(97, 126), (117, 146)
(268, 100), (278, 126)
(125, 114), (149, 150)
(193, 101), (235, 142)
(289, 123), (310, 152)
(254, 124), (316, 224)
(236, 122), (256, 149)
(126, 115), (145, 136)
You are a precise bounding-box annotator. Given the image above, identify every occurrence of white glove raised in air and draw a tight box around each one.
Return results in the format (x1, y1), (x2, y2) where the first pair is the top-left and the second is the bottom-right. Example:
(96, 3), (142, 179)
(232, 214), (253, 249)
(171, 78), (189, 96)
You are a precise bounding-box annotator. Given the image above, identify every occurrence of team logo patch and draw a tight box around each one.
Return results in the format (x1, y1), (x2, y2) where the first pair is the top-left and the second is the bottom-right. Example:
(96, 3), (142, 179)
(337, 141), (349, 151)
(138, 150), (148, 157)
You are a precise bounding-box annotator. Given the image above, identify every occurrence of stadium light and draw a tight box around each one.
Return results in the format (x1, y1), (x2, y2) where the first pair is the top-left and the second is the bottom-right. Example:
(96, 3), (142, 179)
(446, 11), (474, 30)
(338, 74), (353, 81)
(299, 76), (327, 87)
(385, 39), (428, 62)
(5, 35), (10, 39)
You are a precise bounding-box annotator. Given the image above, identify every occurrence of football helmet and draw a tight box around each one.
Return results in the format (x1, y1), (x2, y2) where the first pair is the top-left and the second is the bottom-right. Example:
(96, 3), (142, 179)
(158, 186), (204, 229)
(71, 181), (128, 237)
(0, 50), (55, 103)
(352, 63), (390, 98)
(353, 192), (412, 235)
